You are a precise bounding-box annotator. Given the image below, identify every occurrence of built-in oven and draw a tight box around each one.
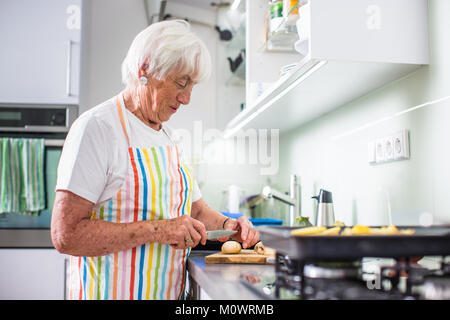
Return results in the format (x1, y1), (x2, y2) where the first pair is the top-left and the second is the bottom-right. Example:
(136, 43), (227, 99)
(0, 104), (77, 247)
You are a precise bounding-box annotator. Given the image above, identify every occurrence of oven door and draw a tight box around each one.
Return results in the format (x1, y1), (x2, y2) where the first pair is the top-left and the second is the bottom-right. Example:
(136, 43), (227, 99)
(0, 132), (64, 247)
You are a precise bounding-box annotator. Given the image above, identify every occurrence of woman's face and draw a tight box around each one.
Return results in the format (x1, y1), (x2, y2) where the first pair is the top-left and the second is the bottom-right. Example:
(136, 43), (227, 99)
(139, 73), (196, 124)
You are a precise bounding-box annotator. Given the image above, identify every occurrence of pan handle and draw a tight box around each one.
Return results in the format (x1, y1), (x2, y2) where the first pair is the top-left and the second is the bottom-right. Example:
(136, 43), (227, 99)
(257, 226), (292, 238)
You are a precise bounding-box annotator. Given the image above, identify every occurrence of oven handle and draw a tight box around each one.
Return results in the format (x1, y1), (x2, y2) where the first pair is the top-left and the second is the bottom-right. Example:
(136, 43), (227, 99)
(0, 125), (68, 133)
(24, 125), (68, 132)
(0, 134), (64, 146)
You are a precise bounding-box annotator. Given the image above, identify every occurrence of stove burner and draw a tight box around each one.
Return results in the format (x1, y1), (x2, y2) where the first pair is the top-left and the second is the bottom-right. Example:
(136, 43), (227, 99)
(246, 254), (450, 300)
(419, 278), (450, 300)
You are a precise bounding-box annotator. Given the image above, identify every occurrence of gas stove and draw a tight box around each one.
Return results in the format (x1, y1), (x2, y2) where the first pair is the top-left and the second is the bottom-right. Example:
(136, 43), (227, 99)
(240, 255), (450, 300)
(242, 225), (450, 300)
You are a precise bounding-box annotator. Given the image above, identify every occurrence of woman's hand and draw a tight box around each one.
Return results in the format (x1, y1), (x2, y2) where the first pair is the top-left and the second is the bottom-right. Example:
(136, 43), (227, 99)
(155, 215), (207, 250)
(218, 216), (259, 249)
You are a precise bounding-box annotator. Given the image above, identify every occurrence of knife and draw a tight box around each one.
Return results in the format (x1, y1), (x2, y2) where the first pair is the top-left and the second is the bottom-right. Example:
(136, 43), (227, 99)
(206, 230), (237, 240)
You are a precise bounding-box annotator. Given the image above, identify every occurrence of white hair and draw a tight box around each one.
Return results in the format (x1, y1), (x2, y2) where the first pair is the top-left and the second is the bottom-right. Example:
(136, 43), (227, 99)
(121, 20), (212, 87)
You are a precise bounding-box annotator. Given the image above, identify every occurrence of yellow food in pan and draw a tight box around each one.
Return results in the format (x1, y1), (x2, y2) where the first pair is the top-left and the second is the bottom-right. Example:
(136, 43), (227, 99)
(315, 226), (341, 236)
(344, 225), (415, 236)
(333, 221), (345, 227)
(290, 226), (327, 236)
(290, 225), (415, 236)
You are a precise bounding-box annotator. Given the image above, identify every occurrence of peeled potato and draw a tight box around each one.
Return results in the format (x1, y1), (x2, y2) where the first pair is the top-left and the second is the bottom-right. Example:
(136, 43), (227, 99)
(291, 226), (327, 236)
(254, 241), (265, 254)
(369, 226), (399, 235)
(314, 226), (341, 236)
(350, 225), (372, 235)
(399, 229), (415, 235)
(341, 227), (353, 236)
(342, 225), (416, 236)
(221, 241), (242, 254)
(253, 242), (276, 258)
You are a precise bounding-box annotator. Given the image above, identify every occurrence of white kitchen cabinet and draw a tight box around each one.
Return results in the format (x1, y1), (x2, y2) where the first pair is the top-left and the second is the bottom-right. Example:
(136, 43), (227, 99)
(225, 0), (429, 136)
(0, 0), (83, 105)
(0, 249), (67, 299)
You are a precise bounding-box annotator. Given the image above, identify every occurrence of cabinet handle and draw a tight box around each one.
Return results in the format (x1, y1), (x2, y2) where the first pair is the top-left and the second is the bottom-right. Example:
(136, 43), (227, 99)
(66, 40), (72, 97)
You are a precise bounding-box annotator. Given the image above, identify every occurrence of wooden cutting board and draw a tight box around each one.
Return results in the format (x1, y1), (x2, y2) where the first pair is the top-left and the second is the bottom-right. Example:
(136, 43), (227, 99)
(205, 249), (272, 264)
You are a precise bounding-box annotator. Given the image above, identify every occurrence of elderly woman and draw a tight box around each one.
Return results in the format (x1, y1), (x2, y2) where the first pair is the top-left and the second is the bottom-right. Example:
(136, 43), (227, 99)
(51, 20), (259, 300)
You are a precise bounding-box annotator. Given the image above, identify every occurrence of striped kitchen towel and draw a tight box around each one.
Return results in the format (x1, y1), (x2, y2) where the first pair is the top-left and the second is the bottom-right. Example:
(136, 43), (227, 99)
(0, 138), (46, 215)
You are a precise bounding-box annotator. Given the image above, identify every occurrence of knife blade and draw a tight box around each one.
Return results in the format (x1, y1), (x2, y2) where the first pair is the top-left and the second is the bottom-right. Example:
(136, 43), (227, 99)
(206, 230), (237, 240)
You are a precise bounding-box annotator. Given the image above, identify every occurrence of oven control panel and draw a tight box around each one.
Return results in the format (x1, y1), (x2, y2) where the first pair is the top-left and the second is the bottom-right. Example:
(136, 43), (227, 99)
(0, 105), (78, 132)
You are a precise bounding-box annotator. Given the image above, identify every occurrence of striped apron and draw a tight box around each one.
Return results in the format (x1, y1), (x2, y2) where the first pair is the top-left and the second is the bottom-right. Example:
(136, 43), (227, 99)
(67, 95), (194, 300)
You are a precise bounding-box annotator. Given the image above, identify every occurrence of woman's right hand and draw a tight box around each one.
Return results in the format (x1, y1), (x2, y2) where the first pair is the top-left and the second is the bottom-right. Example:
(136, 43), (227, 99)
(154, 215), (207, 249)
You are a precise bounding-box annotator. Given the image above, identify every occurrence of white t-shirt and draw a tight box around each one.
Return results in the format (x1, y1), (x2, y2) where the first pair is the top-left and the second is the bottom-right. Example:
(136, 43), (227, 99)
(56, 94), (202, 210)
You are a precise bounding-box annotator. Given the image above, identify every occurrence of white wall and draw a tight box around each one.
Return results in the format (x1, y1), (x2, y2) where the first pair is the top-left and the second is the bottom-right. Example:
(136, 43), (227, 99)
(78, 0), (255, 211)
(80, 0), (223, 129)
(163, 2), (263, 211)
(79, 0), (147, 114)
(164, 1), (218, 132)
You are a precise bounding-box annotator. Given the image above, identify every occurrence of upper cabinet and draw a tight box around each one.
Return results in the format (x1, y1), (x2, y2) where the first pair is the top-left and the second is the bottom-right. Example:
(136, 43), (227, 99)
(0, 0), (83, 105)
(225, 0), (429, 137)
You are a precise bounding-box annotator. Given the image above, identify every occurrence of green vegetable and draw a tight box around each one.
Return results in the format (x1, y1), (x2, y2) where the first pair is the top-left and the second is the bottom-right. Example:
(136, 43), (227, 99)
(294, 216), (313, 227)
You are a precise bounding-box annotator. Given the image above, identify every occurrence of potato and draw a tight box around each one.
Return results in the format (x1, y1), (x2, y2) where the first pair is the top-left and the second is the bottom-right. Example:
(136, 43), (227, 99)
(350, 225), (372, 235)
(399, 229), (415, 235)
(341, 227), (353, 236)
(254, 241), (265, 254)
(369, 226), (399, 235)
(291, 226), (327, 236)
(343, 225), (415, 236)
(314, 226), (341, 236)
(290, 224), (415, 237)
(221, 241), (242, 254)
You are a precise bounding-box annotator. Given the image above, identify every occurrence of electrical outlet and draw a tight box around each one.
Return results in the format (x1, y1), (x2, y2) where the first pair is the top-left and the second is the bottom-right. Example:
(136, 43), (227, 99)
(384, 136), (394, 161)
(368, 129), (410, 165)
(393, 130), (410, 160)
(375, 138), (385, 163)
(368, 141), (376, 164)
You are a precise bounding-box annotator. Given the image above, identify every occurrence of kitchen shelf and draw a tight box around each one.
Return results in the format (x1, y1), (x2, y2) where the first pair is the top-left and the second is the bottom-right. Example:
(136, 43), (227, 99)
(264, 29), (298, 53)
(263, 0), (307, 53)
(225, 0), (429, 137)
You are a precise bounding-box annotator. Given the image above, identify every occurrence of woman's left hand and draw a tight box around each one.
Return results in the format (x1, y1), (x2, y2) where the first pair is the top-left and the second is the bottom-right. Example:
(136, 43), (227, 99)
(218, 216), (259, 249)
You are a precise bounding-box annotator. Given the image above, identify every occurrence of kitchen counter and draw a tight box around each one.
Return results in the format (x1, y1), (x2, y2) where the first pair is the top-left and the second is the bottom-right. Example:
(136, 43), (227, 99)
(187, 250), (274, 300)
(187, 251), (447, 300)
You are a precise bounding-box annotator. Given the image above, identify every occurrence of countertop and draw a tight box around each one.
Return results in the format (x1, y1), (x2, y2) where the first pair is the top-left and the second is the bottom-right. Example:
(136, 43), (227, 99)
(187, 250), (275, 300)
(186, 250), (444, 300)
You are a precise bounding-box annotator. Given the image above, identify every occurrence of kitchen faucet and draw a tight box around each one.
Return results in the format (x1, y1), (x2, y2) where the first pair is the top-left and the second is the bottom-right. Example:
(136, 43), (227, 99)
(261, 174), (301, 226)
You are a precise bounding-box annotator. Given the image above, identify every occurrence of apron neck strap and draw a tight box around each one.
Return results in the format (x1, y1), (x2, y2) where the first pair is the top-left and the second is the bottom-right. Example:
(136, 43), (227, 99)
(115, 93), (177, 147)
(115, 94), (131, 147)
